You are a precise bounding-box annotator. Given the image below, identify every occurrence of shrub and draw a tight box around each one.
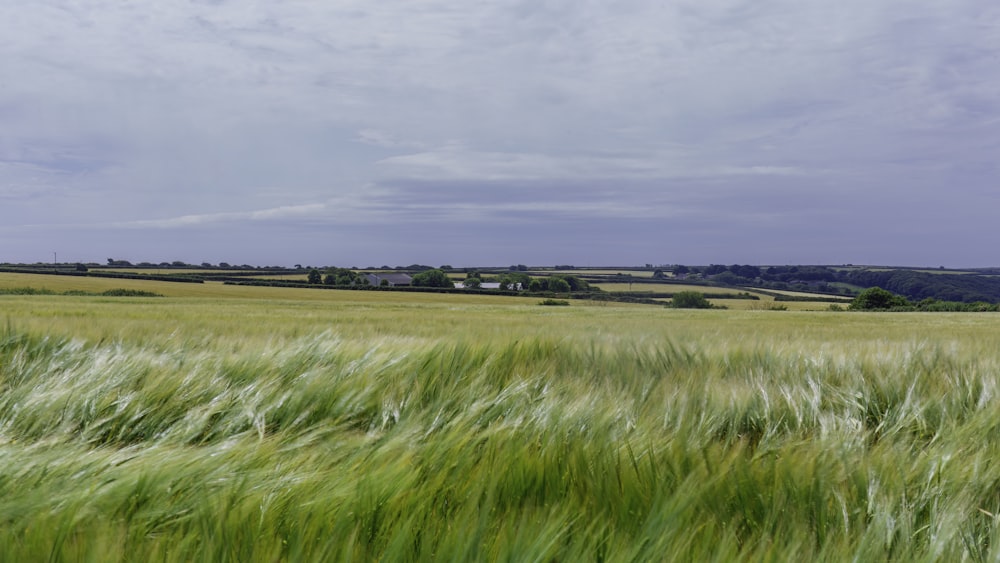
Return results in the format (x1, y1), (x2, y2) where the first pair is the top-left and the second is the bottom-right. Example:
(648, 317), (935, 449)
(670, 291), (712, 309)
(849, 287), (910, 310)
(100, 289), (163, 297)
(750, 301), (788, 311)
(0, 287), (56, 295)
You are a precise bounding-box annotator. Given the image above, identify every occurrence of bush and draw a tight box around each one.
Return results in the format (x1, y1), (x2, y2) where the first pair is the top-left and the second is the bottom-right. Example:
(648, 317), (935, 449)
(750, 301), (788, 311)
(99, 289), (163, 297)
(0, 287), (56, 295)
(849, 287), (910, 310)
(538, 299), (570, 306)
(670, 291), (712, 309)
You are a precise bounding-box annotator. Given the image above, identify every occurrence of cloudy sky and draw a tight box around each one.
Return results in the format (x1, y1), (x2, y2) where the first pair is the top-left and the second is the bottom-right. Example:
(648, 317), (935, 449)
(2, 1), (998, 267)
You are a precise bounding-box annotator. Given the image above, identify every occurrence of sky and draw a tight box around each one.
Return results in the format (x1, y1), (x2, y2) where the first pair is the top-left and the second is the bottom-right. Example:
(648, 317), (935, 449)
(2, 1), (999, 268)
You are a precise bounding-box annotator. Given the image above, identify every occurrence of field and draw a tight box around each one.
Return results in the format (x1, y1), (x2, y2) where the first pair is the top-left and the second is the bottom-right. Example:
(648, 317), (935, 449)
(591, 282), (850, 310)
(592, 282), (745, 294)
(3, 275), (1000, 560)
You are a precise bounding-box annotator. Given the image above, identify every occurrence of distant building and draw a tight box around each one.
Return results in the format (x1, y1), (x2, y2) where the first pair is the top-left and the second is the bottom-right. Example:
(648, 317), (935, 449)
(364, 273), (413, 287)
(453, 282), (520, 290)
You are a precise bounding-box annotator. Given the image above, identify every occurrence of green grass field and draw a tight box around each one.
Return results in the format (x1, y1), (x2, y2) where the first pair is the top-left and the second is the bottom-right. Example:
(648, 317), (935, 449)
(3, 273), (1000, 560)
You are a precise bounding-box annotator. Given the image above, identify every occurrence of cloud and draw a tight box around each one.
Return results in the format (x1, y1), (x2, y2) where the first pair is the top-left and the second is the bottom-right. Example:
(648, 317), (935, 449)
(356, 129), (423, 149)
(2, 0), (999, 265)
(113, 203), (328, 229)
(377, 144), (807, 182)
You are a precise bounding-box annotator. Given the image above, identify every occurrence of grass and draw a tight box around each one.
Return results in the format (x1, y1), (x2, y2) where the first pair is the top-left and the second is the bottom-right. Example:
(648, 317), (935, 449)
(750, 287), (853, 300)
(592, 282), (743, 294)
(3, 281), (1000, 560)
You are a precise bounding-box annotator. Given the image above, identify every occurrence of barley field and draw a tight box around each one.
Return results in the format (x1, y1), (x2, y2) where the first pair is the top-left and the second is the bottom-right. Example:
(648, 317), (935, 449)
(2, 283), (1000, 561)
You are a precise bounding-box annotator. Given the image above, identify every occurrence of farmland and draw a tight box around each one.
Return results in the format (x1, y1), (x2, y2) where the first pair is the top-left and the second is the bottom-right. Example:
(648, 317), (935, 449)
(2, 274), (1000, 560)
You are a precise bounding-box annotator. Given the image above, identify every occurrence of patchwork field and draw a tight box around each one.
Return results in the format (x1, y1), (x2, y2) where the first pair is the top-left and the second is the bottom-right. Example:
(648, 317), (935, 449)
(2, 275), (1000, 560)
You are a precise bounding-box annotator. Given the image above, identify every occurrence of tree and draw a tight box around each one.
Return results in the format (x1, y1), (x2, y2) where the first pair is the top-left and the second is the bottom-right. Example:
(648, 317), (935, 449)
(498, 272), (531, 291)
(411, 269), (452, 288)
(849, 287), (910, 310)
(548, 277), (571, 293)
(732, 265), (760, 279)
(464, 277), (482, 289)
(307, 269), (322, 284)
(713, 271), (748, 286)
(561, 275), (588, 291)
(670, 291), (712, 309)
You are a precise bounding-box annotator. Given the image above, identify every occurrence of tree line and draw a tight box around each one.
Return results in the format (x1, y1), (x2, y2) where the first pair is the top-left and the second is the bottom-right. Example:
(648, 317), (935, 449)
(672, 264), (1000, 304)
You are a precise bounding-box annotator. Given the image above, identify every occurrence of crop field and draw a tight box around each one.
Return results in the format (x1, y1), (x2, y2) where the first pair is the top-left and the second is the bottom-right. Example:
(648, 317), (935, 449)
(3, 280), (1000, 560)
(591, 282), (742, 294)
(89, 268), (230, 275)
(590, 283), (843, 310)
(751, 288), (853, 300)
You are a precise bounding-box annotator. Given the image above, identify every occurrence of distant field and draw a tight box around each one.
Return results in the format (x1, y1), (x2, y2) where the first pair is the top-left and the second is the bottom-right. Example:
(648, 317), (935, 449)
(594, 282), (759, 295)
(247, 274), (310, 281)
(753, 288), (853, 300)
(862, 268), (977, 275)
(708, 299), (840, 311)
(89, 268), (238, 275)
(546, 269), (658, 278)
(0, 272), (528, 304)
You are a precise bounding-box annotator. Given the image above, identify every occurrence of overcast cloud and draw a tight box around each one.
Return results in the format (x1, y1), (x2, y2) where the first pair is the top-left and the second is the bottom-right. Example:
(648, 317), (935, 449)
(2, 0), (998, 267)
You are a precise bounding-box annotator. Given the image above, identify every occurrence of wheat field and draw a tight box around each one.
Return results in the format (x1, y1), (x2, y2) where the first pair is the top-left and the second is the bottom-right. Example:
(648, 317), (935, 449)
(2, 287), (1000, 561)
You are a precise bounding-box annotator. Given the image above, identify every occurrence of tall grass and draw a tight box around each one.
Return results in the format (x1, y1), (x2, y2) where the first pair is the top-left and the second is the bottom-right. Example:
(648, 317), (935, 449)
(2, 300), (1000, 560)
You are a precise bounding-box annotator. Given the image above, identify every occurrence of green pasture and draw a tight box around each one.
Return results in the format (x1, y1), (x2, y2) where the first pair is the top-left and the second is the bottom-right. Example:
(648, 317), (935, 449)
(594, 282), (757, 294)
(751, 287), (852, 300)
(89, 268), (240, 275)
(3, 276), (1000, 560)
(548, 269), (658, 278)
(246, 274), (311, 281)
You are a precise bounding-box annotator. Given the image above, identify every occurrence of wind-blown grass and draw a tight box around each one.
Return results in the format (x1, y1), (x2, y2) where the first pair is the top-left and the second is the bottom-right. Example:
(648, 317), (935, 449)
(2, 298), (1000, 560)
